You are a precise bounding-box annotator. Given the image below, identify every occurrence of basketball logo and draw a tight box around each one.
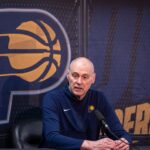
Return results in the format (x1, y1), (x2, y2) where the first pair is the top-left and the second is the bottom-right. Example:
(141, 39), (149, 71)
(0, 8), (71, 124)
(0, 20), (61, 82)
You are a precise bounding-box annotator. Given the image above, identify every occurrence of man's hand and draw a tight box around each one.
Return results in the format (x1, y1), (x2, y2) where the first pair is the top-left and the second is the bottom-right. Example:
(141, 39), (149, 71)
(81, 138), (116, 150)
(115, 138), (130, 150)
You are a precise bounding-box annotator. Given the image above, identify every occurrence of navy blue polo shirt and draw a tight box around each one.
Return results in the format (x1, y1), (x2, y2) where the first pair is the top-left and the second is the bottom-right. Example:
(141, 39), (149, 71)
(40, 85), (132, 149)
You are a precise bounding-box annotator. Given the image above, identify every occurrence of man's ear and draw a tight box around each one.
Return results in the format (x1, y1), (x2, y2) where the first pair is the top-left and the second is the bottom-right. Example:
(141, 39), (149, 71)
(66, 69), (69, 80)
(92, 73), (96, 84)
(66, 74), (69, 80)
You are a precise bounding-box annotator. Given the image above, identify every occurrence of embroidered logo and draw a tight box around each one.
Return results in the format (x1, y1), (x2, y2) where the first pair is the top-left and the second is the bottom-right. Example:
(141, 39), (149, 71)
(88, 105), (95, 112)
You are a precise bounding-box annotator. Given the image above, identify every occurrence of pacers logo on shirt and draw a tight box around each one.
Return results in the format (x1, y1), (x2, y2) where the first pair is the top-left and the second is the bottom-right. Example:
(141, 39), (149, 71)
(88, 105), (95, 112)
(0, 8), (71, 124)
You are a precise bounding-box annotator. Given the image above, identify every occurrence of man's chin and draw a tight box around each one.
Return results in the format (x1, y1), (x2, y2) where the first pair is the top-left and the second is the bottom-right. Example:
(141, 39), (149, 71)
(73, 92), (84, 100)
(73, 91), (82, 96)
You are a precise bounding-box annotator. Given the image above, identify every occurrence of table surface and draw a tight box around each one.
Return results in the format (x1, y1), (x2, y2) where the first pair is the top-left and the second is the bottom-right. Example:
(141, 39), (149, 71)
(0, 146), (149, 150)
(131, 146), (150, 150)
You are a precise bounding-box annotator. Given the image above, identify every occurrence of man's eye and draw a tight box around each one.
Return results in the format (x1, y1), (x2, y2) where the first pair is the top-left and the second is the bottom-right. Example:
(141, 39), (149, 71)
(82, 76), (89, 80)
(72, 74), (78, 78)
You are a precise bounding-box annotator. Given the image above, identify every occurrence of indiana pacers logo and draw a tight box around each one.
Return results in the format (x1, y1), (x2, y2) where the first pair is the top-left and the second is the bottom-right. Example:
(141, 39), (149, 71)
(0, 9), (71, 124)
(0, 20), (62, 82)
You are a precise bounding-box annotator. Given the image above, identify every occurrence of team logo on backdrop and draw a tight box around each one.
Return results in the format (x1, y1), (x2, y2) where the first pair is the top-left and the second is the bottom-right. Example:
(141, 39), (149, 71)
(0, 9), (71, 124)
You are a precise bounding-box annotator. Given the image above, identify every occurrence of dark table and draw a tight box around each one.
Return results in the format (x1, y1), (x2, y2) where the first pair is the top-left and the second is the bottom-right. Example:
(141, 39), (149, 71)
(131, 146), (150, 150)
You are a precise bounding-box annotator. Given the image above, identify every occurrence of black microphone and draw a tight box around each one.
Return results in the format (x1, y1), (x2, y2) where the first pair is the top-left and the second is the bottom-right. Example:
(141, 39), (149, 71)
(94, 109), (120, 140)
(94, 110), (138, 150)
(94, 110), (111, 131)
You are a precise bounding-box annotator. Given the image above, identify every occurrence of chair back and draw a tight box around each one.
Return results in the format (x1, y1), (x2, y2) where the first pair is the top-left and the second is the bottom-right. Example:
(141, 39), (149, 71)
(11, 118), (42, 149)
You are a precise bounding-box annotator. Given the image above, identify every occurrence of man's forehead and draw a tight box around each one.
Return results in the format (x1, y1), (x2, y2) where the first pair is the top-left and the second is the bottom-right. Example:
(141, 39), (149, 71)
(71, 70), (90, 74)
(71, 59), (90, 66)
(69, 69), (93, 77)
(70, 62), (92, 70)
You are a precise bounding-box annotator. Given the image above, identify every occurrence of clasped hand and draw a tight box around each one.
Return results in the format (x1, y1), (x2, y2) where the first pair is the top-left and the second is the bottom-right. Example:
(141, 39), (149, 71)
(81, 137), (129, 150)
(93, 137), (129, 150)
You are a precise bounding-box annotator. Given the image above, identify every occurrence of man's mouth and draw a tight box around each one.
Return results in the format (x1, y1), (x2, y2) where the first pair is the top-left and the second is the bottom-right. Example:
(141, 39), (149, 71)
(74, 86), (83, 91)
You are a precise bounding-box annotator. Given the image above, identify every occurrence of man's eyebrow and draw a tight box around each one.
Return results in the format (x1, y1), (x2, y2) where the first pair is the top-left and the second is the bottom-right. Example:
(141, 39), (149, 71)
(71, 72), (78, 74)
(82, 74), (89, 76)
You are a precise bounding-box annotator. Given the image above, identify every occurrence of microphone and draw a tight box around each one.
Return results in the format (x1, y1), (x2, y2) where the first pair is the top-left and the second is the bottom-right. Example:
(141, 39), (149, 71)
(94, 110), (137, 149)
(94, 109), (120, 140)
(94, 110), (111, 131)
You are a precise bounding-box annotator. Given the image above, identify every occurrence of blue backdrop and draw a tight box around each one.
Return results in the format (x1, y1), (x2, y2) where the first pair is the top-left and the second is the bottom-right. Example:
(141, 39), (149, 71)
(88, 0), (150, 139)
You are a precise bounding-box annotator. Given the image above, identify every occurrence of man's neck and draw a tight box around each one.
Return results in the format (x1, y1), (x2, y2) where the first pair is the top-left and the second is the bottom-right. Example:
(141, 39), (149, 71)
(68, 86), (84, 100)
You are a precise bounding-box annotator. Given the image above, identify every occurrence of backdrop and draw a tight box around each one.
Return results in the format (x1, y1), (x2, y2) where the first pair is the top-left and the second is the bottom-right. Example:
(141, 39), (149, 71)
(0, 0), (149, 147)
(88, 0), (150, 144)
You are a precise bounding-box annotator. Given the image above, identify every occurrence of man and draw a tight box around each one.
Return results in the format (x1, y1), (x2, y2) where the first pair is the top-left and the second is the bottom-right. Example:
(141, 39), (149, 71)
(41, 57), (132, 150)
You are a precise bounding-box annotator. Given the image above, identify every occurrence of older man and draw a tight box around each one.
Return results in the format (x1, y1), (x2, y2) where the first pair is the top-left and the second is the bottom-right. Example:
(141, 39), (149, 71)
(41, 57), (131, 150)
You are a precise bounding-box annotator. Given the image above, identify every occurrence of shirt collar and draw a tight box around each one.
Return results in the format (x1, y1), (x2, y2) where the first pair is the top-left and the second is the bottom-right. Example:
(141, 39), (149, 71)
(64, 84), (90, 103)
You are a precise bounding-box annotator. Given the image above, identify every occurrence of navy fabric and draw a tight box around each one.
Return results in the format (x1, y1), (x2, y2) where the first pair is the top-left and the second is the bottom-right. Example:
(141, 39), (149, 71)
(40, 85), (132, 149)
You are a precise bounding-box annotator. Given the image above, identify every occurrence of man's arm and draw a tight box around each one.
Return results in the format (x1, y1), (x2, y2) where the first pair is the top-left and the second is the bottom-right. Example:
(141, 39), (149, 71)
(42, 92), (84, 149)
(104, 104), (132, 144)
(98, 93), (131, 150)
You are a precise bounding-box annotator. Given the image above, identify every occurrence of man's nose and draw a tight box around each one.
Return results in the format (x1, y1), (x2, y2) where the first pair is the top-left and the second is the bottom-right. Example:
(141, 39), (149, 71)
(76, 77), (82, 84)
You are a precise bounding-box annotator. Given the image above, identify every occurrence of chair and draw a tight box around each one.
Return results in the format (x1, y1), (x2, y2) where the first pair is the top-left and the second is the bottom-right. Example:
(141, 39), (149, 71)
(11, 118), (42, 149)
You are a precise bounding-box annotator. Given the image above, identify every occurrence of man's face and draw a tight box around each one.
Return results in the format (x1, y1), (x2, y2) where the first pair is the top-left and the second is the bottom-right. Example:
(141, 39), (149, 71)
(67, 61), (95, 100)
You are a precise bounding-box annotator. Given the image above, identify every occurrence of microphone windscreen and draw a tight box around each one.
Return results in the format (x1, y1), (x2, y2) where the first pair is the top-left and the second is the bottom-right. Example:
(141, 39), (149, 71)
(94, 109), (105, 121)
